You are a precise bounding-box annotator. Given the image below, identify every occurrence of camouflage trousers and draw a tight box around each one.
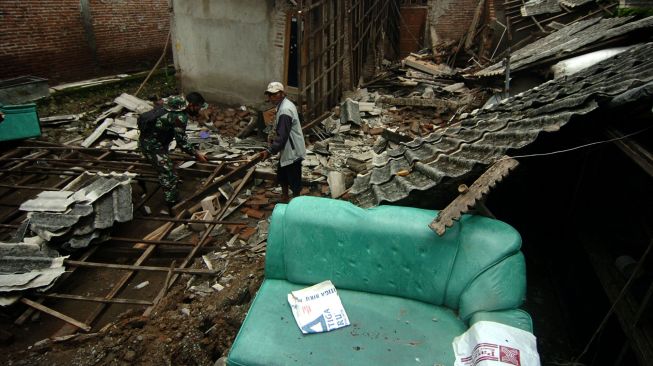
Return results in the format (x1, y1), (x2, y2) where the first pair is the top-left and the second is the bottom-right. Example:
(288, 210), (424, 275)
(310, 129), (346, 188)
(139, 138), (179, 204)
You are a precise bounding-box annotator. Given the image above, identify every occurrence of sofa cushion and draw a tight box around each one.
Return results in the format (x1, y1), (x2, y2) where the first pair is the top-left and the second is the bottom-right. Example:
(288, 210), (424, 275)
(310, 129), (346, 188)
(228, 279), (467, 366)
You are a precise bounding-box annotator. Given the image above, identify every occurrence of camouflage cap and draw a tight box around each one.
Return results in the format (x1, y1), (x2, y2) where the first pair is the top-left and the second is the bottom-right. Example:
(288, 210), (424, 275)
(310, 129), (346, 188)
(162, 96), (189, 112)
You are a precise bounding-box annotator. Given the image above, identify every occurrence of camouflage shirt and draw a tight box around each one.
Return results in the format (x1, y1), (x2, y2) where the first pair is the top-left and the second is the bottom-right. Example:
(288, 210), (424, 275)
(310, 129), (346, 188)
(140, 110), (196, 155)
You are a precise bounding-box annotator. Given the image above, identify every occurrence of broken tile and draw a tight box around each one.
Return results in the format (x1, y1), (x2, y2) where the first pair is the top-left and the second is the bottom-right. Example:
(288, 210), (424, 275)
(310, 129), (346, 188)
(82, 118), (113, 148)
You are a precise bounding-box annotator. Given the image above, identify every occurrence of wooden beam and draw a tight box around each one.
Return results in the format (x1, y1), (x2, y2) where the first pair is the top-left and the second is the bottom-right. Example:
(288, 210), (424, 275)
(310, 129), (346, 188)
(144, 167), (256, 317)
(21, 298), (91, 332)
(605, 128), (653, 178)
(43, 293), (153, 306)
(64, 260), (216, 274)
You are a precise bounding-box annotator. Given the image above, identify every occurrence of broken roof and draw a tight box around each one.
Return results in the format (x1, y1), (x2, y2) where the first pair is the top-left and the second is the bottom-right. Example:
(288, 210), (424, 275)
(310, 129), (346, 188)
(475, 15), (653, 77)
(350, 42), (653, 208)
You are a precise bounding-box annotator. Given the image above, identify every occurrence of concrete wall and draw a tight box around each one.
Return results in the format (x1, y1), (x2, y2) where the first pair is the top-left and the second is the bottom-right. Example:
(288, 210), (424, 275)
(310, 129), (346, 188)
(1, 0), (170, 84)
(171, 0), (287, 105)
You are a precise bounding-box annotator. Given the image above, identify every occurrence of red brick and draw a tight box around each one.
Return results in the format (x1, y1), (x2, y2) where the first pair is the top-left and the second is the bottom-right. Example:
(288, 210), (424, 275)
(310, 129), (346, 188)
(243, 208), (266, 220)
(238, 227), (257, 241)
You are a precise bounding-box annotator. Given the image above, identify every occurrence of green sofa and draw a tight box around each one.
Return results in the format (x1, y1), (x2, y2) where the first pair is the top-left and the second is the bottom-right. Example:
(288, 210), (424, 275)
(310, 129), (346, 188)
(228, 196), (532, 366)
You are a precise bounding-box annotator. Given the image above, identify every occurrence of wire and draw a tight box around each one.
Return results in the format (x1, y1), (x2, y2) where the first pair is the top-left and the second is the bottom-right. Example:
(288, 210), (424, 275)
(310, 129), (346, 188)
(497, 125), (653, 161)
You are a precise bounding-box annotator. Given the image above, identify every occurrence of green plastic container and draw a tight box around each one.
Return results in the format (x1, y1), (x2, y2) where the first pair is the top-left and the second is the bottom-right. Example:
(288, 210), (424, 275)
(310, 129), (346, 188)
(0, 103), (41, 142)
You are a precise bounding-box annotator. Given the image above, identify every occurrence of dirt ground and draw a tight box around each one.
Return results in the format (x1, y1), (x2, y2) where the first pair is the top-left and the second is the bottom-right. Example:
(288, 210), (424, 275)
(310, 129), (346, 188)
(1, 258), (264, 366)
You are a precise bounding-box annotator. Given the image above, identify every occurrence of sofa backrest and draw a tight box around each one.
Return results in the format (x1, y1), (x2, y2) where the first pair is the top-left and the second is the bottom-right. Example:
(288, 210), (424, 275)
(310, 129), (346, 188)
(265, 196), (525, 319)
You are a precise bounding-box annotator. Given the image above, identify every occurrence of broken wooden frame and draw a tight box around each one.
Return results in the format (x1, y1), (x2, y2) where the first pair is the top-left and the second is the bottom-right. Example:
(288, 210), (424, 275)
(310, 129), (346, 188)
(0, 142), (266, 336)
(296, 0), (393, 129)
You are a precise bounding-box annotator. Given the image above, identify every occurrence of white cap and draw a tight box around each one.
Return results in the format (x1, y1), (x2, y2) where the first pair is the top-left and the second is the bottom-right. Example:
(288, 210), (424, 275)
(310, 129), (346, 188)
(265, 81), (284, 94)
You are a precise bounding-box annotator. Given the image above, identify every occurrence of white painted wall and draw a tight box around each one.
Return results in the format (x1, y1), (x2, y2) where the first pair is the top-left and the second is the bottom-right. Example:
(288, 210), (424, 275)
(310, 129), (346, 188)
(171, 0), (286, 105)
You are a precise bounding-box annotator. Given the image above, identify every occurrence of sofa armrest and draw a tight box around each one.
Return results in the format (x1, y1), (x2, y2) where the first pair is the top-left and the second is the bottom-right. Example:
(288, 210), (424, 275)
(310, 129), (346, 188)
(468, 309), (533, 333)
(264, 203), (287, 280)
(458, 252), (527, 320)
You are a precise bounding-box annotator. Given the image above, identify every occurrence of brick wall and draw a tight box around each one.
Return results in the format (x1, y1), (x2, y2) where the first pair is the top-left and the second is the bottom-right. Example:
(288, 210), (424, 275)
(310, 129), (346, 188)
(428, 0), (503, 43)
(0, 0), (170, 85)
(429, 0), (479, 42)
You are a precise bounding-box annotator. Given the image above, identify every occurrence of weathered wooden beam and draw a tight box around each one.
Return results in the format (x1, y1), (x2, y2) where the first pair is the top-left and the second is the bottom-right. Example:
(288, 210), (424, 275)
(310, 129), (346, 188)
(43, 293), (153, 306)
(64, 260), (216, 275)
(21, 298), (91, 332)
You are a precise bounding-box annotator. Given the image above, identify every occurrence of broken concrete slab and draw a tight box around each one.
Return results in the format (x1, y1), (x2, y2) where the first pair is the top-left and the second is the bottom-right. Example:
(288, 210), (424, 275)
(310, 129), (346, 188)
(327, 171), (347, 198)
(340, 99), (361, 126)
(380, 96), (459, 110)
(201, 195), (222, 216)
(82, 118), (113, 148)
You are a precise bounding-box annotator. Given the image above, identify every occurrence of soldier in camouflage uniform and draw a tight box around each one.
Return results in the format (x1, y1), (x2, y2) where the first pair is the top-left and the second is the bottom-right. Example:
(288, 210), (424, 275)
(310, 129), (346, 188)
(138, 93), (208, 213)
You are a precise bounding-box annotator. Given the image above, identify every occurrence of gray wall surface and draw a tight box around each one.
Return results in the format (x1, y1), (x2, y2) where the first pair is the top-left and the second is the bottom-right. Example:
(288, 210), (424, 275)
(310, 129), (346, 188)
(172, 0), (285, 105)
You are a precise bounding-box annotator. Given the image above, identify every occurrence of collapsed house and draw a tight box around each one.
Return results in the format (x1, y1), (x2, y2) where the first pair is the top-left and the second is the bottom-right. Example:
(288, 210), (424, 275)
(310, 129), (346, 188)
(1, 0), (653, 364)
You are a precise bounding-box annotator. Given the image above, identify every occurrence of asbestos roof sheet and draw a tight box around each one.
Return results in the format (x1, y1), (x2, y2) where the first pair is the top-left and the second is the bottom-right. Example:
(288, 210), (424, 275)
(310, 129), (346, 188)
(351, 42), (653, 208)
(559, 0), (595, 7)
(521, 0), (561, 17)
(474, 16), (653, 77)
(0, 238), (67, 295)
(19, 191), (76, 212)
(25, 173), (133, 250)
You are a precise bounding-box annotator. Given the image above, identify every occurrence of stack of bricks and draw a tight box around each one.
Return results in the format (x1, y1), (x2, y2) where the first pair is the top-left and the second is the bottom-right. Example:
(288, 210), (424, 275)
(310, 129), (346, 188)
(198, 106), (251, 138)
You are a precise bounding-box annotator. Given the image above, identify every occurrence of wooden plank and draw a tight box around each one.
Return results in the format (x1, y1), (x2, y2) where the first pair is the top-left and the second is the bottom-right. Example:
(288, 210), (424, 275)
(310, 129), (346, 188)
(14, 246), (99, 326)
(52, 219), (175, 337)
(43, 293), (153, 306)
(143, 167), (257, 317)
(64, 260), (215, 274)
(604, 128), (653, 178)
(21, 298), (91, 332)
(404, 56), (452, 76)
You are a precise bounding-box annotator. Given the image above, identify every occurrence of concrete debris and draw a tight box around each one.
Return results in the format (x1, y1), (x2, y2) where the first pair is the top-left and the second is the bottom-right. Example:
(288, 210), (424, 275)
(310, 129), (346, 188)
(327, 171), (347, 198)
(82, 118), (113, 147)
(114, 93), (153, 114)
(403, 55), (454, 76)
(134, 281), (150, 290)
(340, 99), (362, 126)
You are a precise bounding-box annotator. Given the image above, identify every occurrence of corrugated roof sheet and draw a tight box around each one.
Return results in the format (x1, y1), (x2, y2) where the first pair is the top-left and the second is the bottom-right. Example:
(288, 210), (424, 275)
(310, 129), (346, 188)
(559, 0), (594, 7)
(0, 237), (67, 299)
(351, 42), (653, 208)
(23, 173), (134, 250)
(474, 16), (653, 77)
(521, 0), (561, 17)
